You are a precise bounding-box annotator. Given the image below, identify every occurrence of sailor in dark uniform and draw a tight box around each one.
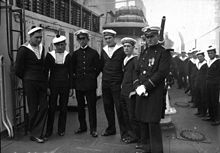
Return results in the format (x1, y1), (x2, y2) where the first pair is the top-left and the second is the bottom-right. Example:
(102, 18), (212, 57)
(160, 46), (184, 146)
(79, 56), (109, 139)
(120, 37), (139, 143)
(44, 35), (73, 139)
(100, 29), (126, 136)
(186, 49), (198, 106)
(71, 29), (100, 137)
(204, 46), (220, 126)
(194, 50), (208, 117)
(133, 26), (171, 153)
(15, 26), (48, 143)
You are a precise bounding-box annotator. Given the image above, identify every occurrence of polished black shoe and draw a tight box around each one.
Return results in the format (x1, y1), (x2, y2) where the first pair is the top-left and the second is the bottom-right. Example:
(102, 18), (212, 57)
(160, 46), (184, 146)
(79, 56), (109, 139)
(135, 149), (149, 153)
(74, 128), (87, 134)
(211, 120), (220, 126)
(197, 114), (206, 117)
(58, 132), (65, 136)
(30, 136), (44, 143)
(202, 117), (214, 121)
(194, 112), (201, 116)
(136, 144), (144, 149)
(90, 131), (98, 137)
(101, 131), (116, 136)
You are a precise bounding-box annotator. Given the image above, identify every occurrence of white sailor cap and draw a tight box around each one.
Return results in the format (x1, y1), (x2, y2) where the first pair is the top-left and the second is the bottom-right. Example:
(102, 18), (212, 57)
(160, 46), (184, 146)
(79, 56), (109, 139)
(196, 50), (205, 56)
(188, 48), (198, 54)
(28, 26), (43, 35)
(142, 26), (161, 35)
(102, 29), (117, 36)
(206, 45), (216, 52)
(121, 37), (137, 46)
(74, 29), (89, 37)
(52, 35), (66, 44)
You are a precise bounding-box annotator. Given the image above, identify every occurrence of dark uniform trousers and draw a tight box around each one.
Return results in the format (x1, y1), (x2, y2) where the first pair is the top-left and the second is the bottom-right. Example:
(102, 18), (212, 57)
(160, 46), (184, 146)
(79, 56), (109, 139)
(102, 81), (121, 133)
(134, 44), (171, 153)
(188, 61), (198, 106)
(100, 46), (125, 133)
(119, 95), (139, 139)
(76, 89), (97, 131)
(72, 46), (100, 132)
(139, 121), (163, 153)
(46, 86), (69, 135)
(15, 45), (48, 137)
(207, 81), (219, 121)
(24, 80), (48, 136)
(206, 59), (220, 121)
(194, 63), (208, 115)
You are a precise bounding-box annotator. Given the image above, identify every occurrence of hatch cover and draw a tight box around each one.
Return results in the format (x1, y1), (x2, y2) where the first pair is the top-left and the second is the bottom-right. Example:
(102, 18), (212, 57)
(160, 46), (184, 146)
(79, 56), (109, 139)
(180, 129), (206, 142)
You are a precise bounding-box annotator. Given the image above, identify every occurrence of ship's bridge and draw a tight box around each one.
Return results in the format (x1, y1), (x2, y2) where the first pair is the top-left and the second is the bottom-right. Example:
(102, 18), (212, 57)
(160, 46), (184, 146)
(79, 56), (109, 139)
(103, 6), (148, 36)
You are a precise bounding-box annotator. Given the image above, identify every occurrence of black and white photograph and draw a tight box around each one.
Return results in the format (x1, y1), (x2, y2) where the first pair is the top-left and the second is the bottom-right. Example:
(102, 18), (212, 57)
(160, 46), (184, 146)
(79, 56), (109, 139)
(0, 0), (220, 153)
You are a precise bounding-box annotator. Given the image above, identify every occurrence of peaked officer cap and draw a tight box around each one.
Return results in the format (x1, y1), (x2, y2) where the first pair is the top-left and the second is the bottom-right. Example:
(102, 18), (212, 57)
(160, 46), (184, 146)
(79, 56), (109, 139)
(74, 29), (89, 37)
(142, 26), (161, 35)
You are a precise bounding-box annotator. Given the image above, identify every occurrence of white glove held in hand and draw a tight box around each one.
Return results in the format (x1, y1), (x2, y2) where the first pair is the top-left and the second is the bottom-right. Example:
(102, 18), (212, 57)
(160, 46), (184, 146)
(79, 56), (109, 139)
(136, 85), (146, 96)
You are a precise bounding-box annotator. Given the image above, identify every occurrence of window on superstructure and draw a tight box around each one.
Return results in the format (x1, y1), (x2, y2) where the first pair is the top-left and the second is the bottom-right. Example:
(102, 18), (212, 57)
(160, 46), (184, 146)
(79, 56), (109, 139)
(115, 0), (136, 8)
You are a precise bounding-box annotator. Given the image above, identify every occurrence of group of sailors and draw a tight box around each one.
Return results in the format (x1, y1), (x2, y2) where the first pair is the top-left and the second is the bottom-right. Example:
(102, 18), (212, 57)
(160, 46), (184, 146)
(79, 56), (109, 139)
(170, 46), (220, 126)
(14, 24), (219, 153)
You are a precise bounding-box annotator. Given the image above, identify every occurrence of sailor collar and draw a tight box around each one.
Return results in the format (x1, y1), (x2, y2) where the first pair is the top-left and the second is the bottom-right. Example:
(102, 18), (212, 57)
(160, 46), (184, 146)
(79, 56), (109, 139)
(22, 42), (43, 59)
(207, 57), (218, 67)
(123, 54), (137, 66)
(103, 44), (122, 58)
(48, 50), (69, 64)
(196, 60), (207, 70)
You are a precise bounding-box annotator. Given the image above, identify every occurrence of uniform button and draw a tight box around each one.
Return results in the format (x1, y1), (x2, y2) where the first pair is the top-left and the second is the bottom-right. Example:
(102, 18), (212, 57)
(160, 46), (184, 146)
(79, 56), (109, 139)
(143, 71), (146, 74)
(83, 61), (85, 64)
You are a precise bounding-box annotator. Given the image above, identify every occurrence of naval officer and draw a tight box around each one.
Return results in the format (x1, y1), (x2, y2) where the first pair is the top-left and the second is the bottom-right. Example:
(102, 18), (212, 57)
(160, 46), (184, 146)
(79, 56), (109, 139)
(133, 26), (171, 153)
(71, 29), (101, 137)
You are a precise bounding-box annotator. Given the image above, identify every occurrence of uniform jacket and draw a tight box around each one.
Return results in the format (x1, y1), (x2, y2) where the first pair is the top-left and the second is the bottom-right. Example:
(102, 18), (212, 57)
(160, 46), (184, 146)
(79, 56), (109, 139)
(195, 60), (207, 87)
(206, 58), (220, 84)
(100, 44), (126, 88)
(121, 56), (138, 97)
(44, 50), (72, 88)
(15, 43), (47, 81)
(71, 46), (100, 91)
(133, 44), (171, 122)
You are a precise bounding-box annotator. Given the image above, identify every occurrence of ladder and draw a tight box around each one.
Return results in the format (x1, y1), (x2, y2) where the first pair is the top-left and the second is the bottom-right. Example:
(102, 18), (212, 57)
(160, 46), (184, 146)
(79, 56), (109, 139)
(2, 4), (28, 136)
